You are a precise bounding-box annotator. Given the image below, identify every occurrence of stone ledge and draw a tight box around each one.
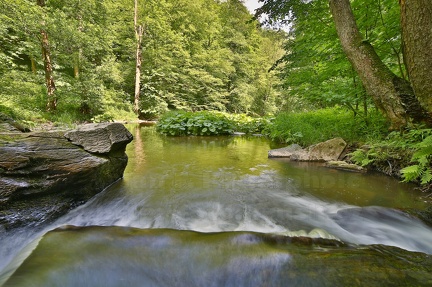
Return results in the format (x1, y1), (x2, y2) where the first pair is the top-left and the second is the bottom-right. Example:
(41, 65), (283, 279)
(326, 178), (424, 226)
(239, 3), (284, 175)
(0, 122), (133, 230)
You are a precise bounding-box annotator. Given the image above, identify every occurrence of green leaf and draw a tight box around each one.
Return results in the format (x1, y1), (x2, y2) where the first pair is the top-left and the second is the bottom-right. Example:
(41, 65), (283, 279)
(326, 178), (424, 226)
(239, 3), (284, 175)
(421, 169), (432, 185)
(401, 165), (421, 182)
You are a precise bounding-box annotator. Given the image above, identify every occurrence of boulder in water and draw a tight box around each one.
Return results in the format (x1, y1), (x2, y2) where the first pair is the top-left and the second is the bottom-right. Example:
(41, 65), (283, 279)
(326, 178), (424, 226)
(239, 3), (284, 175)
(0, 123), (133, 230)
(269, 138), (347, 162)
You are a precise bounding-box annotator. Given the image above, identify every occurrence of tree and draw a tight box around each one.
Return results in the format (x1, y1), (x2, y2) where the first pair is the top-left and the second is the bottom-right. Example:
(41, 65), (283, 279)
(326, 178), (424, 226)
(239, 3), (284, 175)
(133, 0), (144, 115)
(400, 0), (432, 114)
(1, 0), (285, 121)
(37, 0), (57, 111)
(328, 0), (428, 129)
(257, 0), (431, 129)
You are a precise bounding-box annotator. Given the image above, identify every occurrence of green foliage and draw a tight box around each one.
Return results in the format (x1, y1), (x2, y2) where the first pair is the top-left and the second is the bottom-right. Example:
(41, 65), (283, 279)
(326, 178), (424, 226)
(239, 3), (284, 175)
(257, 0), (405, 116)
(349, 149), (376, 167)
(156, 111), (273, 136)
(227, 114), (273, 135)
(350, 127), (432, 185)
(1, 0), (285, 123)
(267, 107), (388, 146)
(401, 135), (432, 185)
(137, 0), (285, 119)
(156, 111), (234, 136)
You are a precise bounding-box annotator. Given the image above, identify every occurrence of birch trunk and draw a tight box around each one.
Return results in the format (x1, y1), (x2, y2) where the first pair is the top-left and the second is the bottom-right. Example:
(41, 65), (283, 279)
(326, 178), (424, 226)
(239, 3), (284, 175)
(133, 0), (143, 115)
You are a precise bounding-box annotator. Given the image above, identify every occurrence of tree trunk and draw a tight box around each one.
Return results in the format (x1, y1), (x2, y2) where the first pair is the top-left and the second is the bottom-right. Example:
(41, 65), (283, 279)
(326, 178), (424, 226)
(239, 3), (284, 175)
(41, 28), (57, 111)
(133, 0), (143, 115)
(328, 0), (428, 129)
(400, 0), (432, 114)
(74, 0), (83, 79)
(37, 0), (57, 111)
(73, 52), (80, 79)
(30, 56), (37, 74)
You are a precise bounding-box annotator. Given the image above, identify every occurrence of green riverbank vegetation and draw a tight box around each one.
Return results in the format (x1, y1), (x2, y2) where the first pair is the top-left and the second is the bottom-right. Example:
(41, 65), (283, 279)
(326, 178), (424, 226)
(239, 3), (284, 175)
(156, 111), (271, 136)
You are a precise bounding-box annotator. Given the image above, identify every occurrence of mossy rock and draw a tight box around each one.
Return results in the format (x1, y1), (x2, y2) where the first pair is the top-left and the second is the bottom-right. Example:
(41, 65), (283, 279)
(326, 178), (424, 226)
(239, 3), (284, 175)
(3, 227), (432, 287)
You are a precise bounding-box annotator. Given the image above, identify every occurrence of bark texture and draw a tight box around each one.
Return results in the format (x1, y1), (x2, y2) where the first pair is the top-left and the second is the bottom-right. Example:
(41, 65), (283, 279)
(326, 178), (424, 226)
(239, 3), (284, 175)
(401, 0), (432, 114)
(329, 0), (428, 129)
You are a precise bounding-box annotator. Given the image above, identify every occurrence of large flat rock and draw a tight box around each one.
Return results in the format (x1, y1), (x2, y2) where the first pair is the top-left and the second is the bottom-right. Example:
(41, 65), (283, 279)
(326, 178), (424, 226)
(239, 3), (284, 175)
(65, 123), (133, 154)
(0, 123), (133, 230)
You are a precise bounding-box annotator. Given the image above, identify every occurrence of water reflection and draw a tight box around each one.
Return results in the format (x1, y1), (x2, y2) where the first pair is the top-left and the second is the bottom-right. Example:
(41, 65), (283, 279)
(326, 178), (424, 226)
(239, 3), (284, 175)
(124, 125), (426, 209)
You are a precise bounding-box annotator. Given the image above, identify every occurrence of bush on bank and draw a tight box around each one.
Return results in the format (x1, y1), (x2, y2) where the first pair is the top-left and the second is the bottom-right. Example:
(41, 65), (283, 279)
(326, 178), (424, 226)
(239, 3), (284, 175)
(155, 111), (272, 136)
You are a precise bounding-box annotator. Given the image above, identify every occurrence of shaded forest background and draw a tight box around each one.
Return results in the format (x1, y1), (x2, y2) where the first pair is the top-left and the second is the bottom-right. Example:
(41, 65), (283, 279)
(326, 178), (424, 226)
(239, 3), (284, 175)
(0, 0), (286, 123)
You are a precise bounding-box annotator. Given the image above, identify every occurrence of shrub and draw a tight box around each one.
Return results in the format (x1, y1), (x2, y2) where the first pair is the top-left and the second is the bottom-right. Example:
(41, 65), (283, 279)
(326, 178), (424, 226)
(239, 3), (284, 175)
(156, 111), (234, 136)
(156, 111), (272, 136)
(227, 114), (273, 134)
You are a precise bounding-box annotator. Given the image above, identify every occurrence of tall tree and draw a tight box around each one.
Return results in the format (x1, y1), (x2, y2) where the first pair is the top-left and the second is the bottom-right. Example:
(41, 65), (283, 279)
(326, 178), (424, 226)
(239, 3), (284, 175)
(328, 0), (412, 129)
(258, 0), (431, 129)
(134, 0), (144, 115)
(37, 0), (57, 111)
(400, 0), (432, 114)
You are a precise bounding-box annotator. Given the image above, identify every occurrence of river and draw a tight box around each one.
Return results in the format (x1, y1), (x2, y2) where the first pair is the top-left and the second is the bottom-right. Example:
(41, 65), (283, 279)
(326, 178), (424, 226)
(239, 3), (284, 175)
(1, 124), (432, 286)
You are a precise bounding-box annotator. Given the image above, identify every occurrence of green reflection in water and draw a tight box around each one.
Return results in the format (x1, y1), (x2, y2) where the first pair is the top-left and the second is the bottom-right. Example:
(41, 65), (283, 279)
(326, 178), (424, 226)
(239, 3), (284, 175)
(124, 125), (426, 209)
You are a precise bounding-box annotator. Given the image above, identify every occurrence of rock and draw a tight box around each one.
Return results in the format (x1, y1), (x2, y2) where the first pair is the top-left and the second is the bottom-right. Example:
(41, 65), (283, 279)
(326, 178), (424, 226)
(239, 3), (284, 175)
(306, 137), (347, 161)
(326, 161), (365, 172)
(64, 123), (133, 154)
(0, 123), (133, 230)
(268, 138), (347, 162)
(404, 206), (432, 227)
(0, 123), (20, 133)
(268, 144), (303, 158)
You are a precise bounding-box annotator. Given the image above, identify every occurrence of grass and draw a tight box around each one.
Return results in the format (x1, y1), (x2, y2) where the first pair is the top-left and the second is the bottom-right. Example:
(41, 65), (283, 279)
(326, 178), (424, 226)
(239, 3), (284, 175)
(266, 107), (388, 146)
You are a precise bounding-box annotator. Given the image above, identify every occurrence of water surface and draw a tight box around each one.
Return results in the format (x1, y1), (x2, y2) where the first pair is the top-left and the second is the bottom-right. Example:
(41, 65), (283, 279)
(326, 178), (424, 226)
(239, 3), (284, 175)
(54, 125), (431, 248)
(1, 125), (432, 285)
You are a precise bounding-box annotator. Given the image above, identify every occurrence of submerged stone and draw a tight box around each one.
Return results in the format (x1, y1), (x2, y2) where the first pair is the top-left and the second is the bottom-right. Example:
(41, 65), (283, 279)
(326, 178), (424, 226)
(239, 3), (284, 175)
(2, 226), (432, 287)
(326, 160), (365, 172)
(268, 144), (303, 158)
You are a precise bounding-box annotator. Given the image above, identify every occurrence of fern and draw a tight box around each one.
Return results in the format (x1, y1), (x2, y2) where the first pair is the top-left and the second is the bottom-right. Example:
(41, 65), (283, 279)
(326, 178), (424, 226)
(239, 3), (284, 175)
(401, 165), (421, 182)
(350, 149), (375, 167)
(421, 169), (432, 185)
(401, 135), (432, 184)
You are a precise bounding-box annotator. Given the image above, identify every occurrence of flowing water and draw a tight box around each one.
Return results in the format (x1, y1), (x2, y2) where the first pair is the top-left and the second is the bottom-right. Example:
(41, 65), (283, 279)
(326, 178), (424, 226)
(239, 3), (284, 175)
(1, 124), (432, 286)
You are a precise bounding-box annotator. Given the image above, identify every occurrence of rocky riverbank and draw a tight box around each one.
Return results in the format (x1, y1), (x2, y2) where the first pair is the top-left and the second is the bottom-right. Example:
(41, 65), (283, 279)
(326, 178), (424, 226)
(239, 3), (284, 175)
(0, 119), (133, 230)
